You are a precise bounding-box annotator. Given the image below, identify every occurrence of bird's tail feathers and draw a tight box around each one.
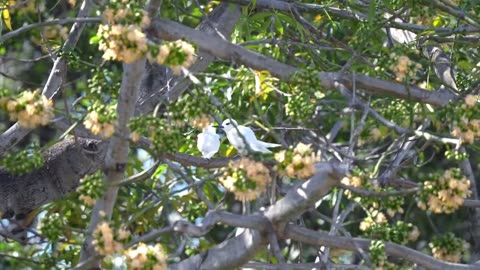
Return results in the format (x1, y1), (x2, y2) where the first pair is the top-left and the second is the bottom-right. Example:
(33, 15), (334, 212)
(258, 141), (281, 148)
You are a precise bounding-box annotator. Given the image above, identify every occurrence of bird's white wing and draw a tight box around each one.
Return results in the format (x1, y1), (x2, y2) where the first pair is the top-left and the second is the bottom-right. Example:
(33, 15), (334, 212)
(197, 133), (206, 152)
(198, 132), (220, 158)
(226, 124), (280, 154)
(238, 126), (258, 143)
(209, 133), (221, 154)
(225, 127), (244, 148)
(238, 126), (273, 153)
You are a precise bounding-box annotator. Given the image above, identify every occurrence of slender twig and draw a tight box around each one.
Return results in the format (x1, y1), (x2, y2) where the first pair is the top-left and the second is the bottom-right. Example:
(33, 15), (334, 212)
(109, 160), (162, 186)
(0, 17), (102, 43)
(339, 183), (419, 197)
(0, 0), (31, 11)
(165, 160), (215, 209)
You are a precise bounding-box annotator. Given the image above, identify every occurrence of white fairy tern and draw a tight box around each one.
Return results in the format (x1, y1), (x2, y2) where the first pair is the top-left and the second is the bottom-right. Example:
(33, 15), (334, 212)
(220, 119), (281, 155)
(197, 124), (220, 159)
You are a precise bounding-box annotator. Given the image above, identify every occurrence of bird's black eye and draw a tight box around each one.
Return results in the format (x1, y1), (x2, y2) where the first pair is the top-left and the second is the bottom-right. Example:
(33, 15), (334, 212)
(226, 122), (230, 125)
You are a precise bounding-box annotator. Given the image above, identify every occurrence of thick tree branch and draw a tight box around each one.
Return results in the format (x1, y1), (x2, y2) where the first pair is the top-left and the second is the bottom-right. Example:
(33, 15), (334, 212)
(171, 229), (265, 270)
(169, 161), (345, 269)
(283, 224), (479, 270)
(163, 159), (480, 269)
(264, 162), (345, 224)
(150, 18), (457, 106)
(162, 152), (237, 168)
(0, 138), (106, 218)
(80, 57), (146, 263)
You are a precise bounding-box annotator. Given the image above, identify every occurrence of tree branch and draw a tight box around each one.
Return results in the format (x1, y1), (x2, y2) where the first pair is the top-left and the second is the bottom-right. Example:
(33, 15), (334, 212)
(80, 57), (146, 263)
(162, 152), (237, 168)
(222, 0), (480, 35)
(283, 224), (479, 270)
(149, 17), (458, 106)
(168, 161), (345, 269)
(0, 138), (106, 218)
(0, 17), (101, 43)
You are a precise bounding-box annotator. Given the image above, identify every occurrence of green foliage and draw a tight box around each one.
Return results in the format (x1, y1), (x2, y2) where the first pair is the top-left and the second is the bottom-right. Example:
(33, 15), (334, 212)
(77, 171), (105, 201)
(365, 221), (417, 245)
(417, 168), (471, 214)
(129, 116), (183, 153)
(284, 67), (324, 123)
(369, 240), (388, 268)
(88, 101), (117, 123)
(445, 148), (468, 160)
(1, 144), (44, 175)
(429, 232), (468, 262)
(87, 68), (121, 98)
(39, 212), (65, 242)
(169, 90), (217, 121)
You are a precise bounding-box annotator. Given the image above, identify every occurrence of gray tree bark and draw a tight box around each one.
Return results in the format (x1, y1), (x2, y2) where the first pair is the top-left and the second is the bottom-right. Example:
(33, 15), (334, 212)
(0, 138), (106, 218)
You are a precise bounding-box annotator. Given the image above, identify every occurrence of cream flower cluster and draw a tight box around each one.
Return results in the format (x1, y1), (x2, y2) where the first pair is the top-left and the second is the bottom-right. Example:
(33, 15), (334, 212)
(451, 118), (480, 144)
(97, 25), (196, 72)
(464, 94), (478, 107)
(93, 222), (167, 269)
(450, 95), (480, 144)
(418, 168), (471, 214)
(274, 142), (321, 179)
(150, 40), (196, 75)
(341, 175), (363, 199)
(103, 6), (150, 27)
(359, 208), (388, 231)
(124, 243), (167, 270)
(430, 233), (467, 263)
(220, 158), (271, 201)
(83, 111), (116, 139)
(1, 90), (54, 128)
(98, 24), (148, 64)
(191, 114), (211, 129)
(341, 175), (405, 217)
(97, 1), (152, 63)
(79, 194), (96, 206)
(431, 247), (462, 263)
(92, 222), (126, 256)
(97, 4), (196, 72)
(389, 54), (421, 81)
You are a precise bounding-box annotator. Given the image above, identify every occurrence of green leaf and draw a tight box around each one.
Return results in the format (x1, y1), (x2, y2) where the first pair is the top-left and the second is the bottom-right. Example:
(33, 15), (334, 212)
(89, 35), (101, 44)
(368, 0), (377, 26)
(273, 15), (284, 35)
(2, 6), (12, 31)
(152, 164), (168, 179)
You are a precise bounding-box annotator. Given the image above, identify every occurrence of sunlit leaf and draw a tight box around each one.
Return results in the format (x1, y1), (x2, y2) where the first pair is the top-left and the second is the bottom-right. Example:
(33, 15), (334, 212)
(2, 5), (12, 31)
(152, 164), (168, 179)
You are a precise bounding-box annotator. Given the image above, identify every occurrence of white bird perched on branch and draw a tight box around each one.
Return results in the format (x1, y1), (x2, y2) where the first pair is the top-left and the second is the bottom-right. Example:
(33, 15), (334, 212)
(220, 119), (281, 155)
(197, 124), (220, 159)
